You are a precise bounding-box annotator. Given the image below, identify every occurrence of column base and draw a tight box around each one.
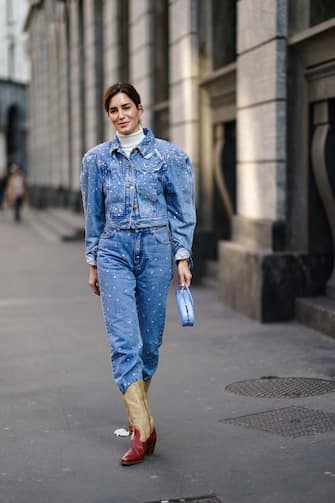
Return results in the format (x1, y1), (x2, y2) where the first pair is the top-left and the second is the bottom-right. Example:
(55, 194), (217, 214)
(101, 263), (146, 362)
(296, 297), (335, 339)
(218, 241), (333, 322)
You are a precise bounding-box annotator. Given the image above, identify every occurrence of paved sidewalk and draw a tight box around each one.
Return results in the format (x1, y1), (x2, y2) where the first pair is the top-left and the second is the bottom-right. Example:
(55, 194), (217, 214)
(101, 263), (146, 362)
(1, 208), (335, 503)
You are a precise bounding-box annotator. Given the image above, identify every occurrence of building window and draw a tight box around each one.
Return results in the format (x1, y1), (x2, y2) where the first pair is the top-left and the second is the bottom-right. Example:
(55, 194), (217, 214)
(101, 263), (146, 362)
(212, 0), (236, 69)
(198, 0), (236, 73)
(153, 0), (169, 139)
(289, 0), (335, 35)
(310, 0), (335, 26)
(117, 0), (129, 81)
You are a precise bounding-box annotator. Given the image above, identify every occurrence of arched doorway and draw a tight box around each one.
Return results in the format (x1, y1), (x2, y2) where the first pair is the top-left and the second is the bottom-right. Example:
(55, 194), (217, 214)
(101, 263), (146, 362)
(6, 104), (26, 172)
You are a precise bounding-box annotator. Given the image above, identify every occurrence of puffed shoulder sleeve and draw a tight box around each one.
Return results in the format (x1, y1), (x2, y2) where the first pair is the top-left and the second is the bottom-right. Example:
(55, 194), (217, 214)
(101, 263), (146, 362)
(80, 152), (105, 266)
(164, 149), (196, 261)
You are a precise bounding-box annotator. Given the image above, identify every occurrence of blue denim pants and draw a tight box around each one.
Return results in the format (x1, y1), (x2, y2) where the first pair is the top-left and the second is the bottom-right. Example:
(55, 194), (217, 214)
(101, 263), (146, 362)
(97, 226), (173, 394)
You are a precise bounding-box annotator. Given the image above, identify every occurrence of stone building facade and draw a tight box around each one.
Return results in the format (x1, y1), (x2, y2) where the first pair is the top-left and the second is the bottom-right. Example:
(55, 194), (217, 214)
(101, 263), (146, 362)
(24, 0), (335, 335)
(0, 0), (30, 175)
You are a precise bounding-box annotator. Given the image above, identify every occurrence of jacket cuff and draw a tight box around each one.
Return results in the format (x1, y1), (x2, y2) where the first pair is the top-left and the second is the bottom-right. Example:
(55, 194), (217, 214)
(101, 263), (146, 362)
(174, 247), (193, 270)
(86, 255), (97, 266)
(175, 247), (190, 261)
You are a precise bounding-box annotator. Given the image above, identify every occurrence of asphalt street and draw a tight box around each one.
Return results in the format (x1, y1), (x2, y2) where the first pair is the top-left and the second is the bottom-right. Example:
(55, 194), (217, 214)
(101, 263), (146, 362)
(1, 208), (335, 503)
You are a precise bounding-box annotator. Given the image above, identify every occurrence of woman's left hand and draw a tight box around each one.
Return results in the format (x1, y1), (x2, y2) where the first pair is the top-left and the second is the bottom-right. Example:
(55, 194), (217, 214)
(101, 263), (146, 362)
(177, 259), (192, 287)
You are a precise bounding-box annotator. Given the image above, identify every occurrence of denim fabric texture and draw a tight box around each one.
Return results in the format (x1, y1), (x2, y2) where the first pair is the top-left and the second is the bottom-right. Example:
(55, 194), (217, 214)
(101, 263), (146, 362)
(80, 128), (196, 266)
(97, 226), (173, 393)
(80, 128), (196, 393)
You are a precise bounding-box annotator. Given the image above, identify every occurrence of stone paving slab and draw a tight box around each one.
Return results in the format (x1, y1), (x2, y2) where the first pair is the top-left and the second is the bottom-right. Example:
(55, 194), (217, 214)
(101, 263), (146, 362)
(1, 209), (335, 503)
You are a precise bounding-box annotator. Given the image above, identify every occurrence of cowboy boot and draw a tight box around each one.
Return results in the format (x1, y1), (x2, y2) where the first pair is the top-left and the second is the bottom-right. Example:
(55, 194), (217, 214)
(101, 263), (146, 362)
(126, 379), (157, 454)
(121, 381), (151, 466)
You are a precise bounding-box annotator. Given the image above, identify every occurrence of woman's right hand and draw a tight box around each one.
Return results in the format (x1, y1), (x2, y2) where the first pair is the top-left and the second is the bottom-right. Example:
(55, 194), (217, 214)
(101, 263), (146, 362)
(88, 265), (100, 296)
(177, 259), (192, 287)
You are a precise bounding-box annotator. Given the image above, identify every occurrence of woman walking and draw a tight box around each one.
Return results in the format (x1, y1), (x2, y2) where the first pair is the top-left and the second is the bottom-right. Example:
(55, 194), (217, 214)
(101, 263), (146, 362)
(5, 163), (28, 222)
(80, 82), (196, 465)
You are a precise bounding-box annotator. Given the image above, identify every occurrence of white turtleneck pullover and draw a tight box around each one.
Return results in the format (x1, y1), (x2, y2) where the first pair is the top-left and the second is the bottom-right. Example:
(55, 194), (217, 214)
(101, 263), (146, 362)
(117, 128), (145, 157)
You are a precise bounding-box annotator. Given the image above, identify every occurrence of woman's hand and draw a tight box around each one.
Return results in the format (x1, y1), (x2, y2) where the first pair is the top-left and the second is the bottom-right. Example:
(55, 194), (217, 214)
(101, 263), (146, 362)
(88, 265), (100, 296)
(177, 259), (192, 287)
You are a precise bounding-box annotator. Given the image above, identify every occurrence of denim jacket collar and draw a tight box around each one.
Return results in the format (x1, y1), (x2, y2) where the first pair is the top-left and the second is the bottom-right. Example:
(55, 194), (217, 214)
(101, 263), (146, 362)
(109, 128), (155, 159)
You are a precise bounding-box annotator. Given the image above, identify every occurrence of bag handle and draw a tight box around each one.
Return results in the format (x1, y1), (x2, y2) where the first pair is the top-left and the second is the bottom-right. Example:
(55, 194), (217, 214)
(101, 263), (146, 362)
(177, 284), (194, 306)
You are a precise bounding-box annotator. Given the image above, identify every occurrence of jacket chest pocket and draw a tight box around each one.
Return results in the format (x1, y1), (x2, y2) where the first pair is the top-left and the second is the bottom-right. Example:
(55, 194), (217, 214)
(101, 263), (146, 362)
(103, 168), (126, 217)
(136, 164), (163, 217)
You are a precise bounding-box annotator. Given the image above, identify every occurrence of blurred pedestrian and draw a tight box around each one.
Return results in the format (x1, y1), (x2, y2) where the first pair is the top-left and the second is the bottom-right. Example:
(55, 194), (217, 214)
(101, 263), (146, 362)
(80, 82), (196, 466)
(5, 163), (28, 222)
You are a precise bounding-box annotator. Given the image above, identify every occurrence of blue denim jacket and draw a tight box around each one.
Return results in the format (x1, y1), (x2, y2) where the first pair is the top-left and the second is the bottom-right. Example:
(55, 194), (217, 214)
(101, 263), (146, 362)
(80, 128), (196, 266)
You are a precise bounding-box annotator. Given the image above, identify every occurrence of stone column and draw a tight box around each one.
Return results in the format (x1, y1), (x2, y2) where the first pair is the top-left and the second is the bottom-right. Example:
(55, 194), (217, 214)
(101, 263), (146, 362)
(169, 0), (199, 167)
(47, 22), (60, 193)
(129, 0), (154, 128)
(69, 0), (82, 193)
(33, 9), (50, 192)
(56, 2), (71, 194)
(219, 0), (289, 321)
(237, 0), (287, 229)
(83, 0), (104, 149)
(103, 0), (119, 140)
(83, 0), (96, 149)
(24, 2), (52, 205)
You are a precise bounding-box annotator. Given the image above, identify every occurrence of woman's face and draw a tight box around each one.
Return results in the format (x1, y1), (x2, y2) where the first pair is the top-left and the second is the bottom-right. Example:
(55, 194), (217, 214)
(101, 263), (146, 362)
(107, 92), (143, 135)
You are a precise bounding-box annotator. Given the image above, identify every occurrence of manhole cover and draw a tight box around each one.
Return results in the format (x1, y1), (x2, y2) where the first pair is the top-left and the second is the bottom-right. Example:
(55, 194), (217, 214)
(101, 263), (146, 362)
(225, 377), (335, 398)
(222, 406), (335, 438)
(144, 497), (223, 503)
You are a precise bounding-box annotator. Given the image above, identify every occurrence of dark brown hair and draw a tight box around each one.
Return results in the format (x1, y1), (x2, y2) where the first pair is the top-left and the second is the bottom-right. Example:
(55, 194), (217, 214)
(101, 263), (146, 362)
(103, 82), (142, 112)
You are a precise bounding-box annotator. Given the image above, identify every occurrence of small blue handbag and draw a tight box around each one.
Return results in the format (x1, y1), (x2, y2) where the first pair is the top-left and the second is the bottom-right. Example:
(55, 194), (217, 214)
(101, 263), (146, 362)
(175, 285), (195, 327)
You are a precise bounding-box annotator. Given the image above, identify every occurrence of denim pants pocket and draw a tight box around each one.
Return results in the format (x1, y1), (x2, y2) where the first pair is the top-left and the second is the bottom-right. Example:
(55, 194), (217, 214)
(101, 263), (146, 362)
(150, 225), (171, 245)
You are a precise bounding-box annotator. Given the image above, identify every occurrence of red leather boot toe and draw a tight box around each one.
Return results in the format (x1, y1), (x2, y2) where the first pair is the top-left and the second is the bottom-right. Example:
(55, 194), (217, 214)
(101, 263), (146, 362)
(120, 429), (148, 466)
